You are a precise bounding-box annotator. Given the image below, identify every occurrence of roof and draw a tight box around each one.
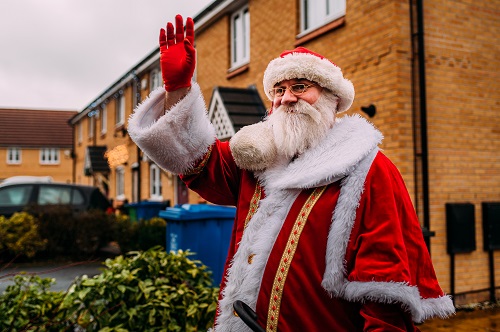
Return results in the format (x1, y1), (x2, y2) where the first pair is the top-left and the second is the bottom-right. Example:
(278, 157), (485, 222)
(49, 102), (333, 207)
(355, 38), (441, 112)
(84, 146), (110, 174)
(70, 0), (242, 124)
(208, 86), (266, 140)
(0, 108), (77, 148)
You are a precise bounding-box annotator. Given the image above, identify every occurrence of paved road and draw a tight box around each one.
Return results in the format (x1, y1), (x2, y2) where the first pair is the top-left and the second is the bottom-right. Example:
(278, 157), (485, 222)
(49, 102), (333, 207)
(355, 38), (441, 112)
(0, 260), (104, 293)
(2, 261), (500, 331)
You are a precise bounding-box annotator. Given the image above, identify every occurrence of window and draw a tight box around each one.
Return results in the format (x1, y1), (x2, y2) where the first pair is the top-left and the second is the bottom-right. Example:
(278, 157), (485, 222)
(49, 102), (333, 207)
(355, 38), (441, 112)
(230, 6), (250, 69)
(116, 92), (125, 126)
(36, 185), (85, 206)
(40, 148), (60, 165)
(150, 68), (163, 90)
(116, 166), (125, 200)
(150, 164), (162, 201)
(101, 104), (107, 134)
(7, 147), (21, 164)
(300, 0), (346, 34)
(0, 185), (33, 206)
(88, 115), (95, 139)
(77, 123), (83, 144)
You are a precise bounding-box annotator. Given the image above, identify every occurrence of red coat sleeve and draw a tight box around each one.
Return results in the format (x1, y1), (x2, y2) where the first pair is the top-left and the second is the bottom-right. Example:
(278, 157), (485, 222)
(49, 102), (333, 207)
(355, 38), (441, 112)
(361, 302), (420, 332)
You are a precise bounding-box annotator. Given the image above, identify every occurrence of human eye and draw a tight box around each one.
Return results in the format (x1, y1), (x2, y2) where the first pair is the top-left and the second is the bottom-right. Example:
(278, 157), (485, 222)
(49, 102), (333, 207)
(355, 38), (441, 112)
(274, 87), (286, 96)
(291, 84), (307, 93)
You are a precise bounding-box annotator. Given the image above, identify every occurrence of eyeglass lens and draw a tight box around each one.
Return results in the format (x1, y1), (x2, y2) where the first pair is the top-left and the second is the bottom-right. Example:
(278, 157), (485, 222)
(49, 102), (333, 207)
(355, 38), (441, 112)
(272, 84), (310, 97)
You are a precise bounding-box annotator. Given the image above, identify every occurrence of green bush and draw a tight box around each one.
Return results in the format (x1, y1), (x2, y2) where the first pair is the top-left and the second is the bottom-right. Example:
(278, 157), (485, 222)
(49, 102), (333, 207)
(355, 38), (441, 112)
(0, 212), (47, 258)
(137, 217), (167, 251)
(0, 275), (65, 331)
(33, 205), (115, 259)
(0, 247), (219, 331)
(111, 214), (139, 253)
(112, 216), (168, 253)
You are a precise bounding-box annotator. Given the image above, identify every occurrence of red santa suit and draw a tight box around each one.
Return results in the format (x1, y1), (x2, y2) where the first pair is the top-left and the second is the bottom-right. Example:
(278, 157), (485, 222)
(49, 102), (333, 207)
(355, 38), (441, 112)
(128, 48), (455, 331)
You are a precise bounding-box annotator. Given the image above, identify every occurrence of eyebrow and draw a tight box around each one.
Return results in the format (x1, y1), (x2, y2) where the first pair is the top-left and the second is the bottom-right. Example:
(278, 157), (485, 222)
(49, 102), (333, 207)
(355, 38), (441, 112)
(274, 79), (311, 87)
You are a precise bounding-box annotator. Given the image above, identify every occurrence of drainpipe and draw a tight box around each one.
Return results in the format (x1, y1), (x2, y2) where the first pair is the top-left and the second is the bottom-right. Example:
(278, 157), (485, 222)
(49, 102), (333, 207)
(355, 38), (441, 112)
(411, 0), (431, 250)
(133, 73), (142, 202)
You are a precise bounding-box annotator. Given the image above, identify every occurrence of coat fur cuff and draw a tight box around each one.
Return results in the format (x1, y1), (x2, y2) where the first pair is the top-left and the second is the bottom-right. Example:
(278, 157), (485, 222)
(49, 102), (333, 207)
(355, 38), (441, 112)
(128, 83), (216, 174)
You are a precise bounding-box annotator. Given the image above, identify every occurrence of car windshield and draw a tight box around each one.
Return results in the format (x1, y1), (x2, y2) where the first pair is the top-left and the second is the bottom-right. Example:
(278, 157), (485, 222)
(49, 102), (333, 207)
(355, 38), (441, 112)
(0, 185), (33, 206)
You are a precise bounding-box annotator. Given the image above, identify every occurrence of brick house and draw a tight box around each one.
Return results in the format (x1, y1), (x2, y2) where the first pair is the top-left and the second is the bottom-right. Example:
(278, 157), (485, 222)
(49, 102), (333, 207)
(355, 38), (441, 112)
(0, 108), (77, 183)
(70, 0), (499, 304)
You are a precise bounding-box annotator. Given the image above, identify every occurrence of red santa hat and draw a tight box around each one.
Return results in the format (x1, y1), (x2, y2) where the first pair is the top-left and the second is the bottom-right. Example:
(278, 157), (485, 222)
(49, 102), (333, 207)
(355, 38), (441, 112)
(263, 47), (355, 113)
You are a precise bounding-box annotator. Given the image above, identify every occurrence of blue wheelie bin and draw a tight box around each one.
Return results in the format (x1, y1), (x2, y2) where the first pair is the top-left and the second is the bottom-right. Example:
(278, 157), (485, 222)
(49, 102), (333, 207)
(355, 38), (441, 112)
(126, 200), (170, 222)
(159, 204), (236, 286)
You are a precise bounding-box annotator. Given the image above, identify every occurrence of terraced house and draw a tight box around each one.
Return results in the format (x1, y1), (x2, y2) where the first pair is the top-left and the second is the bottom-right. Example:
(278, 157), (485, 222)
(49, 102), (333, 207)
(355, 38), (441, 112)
(69, 0), (499, 305)
(0, 108), (77, 183)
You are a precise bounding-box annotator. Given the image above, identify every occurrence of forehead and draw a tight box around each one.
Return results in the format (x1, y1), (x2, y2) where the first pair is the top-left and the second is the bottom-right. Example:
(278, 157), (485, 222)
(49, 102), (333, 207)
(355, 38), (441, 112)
(274, 78), (315, 86)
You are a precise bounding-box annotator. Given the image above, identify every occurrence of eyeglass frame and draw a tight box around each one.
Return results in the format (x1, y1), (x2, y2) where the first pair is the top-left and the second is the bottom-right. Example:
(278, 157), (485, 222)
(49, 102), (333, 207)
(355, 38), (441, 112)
(268, 83), (317, 98)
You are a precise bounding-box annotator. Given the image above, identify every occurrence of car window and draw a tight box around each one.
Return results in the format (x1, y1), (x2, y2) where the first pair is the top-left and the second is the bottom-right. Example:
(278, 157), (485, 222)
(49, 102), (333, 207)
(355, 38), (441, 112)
(38, 186), (72, 205)
(0, 185), (33, 206)
(71, 188), (85, 205)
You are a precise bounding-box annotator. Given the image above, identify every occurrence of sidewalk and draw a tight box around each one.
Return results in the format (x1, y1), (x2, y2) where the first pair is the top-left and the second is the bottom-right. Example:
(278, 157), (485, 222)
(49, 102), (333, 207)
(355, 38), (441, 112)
(419, 306), (500, 331)
(0, 260), (104, 293)
(2, 261), (500, 331)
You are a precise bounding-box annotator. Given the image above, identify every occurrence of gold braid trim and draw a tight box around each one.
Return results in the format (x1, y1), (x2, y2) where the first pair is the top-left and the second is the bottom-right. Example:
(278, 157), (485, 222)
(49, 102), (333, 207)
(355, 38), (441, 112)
(244, 182), (262, 229)
(181, 145), (213, 176)
(266, 186), (327, 331)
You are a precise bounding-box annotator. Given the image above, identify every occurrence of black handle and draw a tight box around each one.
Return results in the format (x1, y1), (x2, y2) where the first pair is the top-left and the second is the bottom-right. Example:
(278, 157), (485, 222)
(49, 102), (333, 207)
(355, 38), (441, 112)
(233, 300), (266, 332)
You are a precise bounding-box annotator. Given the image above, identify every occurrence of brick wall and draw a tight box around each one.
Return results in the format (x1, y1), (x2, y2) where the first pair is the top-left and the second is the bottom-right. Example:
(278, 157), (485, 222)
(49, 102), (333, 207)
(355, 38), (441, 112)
(192, 0), (499, 303)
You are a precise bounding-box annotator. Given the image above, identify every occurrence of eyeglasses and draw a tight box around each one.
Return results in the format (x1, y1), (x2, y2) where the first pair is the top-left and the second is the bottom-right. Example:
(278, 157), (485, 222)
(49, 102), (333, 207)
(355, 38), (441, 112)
(269, 83), (316, 98)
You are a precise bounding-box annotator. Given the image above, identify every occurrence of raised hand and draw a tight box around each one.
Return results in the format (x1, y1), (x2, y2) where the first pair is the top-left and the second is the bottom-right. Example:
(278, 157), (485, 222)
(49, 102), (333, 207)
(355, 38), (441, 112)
(159, 15), (195, 92)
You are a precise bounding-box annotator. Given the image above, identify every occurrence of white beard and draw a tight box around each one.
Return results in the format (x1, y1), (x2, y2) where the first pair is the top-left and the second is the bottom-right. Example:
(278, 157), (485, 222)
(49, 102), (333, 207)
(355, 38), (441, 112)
(267, 92), (338, 159)
(230, 92), (339, 171)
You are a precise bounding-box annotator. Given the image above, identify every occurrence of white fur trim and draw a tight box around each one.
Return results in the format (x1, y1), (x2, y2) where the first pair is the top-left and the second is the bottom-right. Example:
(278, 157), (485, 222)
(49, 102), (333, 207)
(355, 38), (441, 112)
(258, 115), (383, 190)
(263, 51), (355, 113)
(127, 83), (216, 174)
(321, 147), (456, 322)
(214, 188), (300, 332)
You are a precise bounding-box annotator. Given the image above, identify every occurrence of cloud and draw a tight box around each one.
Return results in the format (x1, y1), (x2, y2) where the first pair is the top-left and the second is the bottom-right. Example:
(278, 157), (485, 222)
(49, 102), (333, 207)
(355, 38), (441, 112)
(0, 0), (212, 110)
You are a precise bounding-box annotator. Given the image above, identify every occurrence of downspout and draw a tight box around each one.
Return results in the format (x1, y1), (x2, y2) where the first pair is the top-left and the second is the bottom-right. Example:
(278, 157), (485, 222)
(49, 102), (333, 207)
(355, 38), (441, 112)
(411, 0), (431, 250)
(133, 73), (141, 202)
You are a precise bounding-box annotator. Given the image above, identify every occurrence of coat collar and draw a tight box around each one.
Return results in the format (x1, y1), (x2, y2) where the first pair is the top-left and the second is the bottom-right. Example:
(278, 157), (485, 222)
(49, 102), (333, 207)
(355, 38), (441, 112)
(257, 115), (383, 190)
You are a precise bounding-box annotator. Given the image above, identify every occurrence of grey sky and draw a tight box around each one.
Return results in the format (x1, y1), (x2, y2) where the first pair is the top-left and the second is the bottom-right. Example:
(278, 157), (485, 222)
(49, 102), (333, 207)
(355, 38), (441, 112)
(0, 0), (212, 111)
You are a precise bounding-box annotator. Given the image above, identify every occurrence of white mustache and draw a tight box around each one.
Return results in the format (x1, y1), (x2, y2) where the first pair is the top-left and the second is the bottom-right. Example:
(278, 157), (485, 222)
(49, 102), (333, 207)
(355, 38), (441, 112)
(274, 99), (323, 124)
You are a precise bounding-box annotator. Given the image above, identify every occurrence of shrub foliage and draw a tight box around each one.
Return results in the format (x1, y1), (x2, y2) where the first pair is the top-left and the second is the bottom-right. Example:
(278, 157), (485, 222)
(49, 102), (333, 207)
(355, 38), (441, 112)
(0, 247), (219, 331)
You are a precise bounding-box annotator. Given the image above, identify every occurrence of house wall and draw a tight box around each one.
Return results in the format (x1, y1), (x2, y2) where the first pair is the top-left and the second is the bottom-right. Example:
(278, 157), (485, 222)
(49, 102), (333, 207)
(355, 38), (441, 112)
(193, 0), (500, 303)
(68, 0), (498, 303)
(422, 0), (500, 304)
(0, 147), (73, 183)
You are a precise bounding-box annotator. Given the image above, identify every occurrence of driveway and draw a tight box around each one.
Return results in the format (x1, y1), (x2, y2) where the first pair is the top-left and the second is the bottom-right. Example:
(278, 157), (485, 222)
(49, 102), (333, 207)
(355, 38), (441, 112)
(0, 260), (104, 293)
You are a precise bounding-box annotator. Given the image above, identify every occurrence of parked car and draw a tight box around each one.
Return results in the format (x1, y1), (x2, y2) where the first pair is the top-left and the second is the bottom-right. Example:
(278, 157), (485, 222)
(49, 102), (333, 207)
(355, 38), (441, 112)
(0, 177), (111, 218)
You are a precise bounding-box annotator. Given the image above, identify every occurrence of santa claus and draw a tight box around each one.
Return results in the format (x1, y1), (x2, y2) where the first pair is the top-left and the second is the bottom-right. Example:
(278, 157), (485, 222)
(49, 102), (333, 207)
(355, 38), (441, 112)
(128, 15), (455, 332)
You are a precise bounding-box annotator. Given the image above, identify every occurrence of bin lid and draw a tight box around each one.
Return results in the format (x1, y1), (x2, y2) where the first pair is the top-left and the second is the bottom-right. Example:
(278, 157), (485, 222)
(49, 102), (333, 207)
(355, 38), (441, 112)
(125, 201), (169, 208)
(159, 204), (236, 221)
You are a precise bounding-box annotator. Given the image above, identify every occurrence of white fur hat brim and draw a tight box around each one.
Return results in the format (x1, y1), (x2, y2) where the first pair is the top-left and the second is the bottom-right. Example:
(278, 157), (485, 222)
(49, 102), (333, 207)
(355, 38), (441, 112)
(263, 47), (355, 113)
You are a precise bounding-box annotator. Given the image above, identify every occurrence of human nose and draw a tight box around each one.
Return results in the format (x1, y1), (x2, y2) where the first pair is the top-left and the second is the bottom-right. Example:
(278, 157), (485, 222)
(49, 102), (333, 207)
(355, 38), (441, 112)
(280, 87), (298, 104)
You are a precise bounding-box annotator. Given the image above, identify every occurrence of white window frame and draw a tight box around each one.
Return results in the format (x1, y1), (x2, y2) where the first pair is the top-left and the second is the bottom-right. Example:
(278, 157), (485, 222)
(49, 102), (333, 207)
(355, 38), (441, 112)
(100, 104), (107, 135)
(115, 92), (125, 126)
(230, 6), (250, 70)
(7, 147), (21, 164)
(40, 148), (60, 165)
(149, 164), (163, 201)
(300, 0), (346, 35)
(116, 166), (125, 200)
(150, 68), (163, 91)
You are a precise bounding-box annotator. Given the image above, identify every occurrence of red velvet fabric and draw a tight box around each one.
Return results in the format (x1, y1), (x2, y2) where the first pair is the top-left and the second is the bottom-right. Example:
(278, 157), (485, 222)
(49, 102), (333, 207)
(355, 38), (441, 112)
(182, 140), (441, 331)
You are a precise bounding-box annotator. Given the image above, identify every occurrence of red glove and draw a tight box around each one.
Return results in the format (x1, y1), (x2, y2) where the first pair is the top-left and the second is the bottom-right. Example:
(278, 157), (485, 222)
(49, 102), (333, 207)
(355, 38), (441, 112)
(159, 15), (196, 92)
